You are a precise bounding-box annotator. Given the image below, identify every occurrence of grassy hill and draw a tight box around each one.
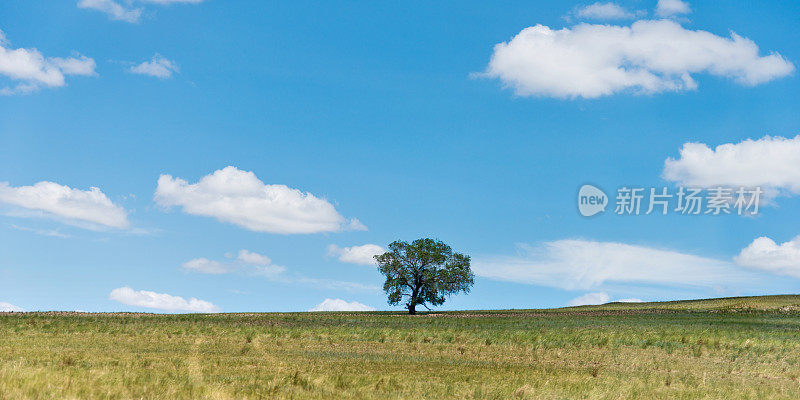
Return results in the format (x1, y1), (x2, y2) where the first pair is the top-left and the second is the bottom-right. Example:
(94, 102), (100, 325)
(419, 294), (800, 316)
(2, 295), (800, 399)
(562, 294), (800, 312)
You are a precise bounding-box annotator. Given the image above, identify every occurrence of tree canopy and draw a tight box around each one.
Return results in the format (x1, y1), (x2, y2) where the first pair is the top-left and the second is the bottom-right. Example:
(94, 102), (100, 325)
(375, 238), (474, 314)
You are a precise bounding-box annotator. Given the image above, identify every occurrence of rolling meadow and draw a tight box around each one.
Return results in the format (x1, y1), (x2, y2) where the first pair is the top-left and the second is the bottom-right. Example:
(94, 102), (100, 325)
(2, 295), (800, 399)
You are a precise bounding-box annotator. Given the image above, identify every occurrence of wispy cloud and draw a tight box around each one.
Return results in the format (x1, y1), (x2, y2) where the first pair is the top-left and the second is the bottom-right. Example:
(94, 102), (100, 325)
(140, 0), (204, 4)
(78, 0), (205, 23)
(129, 54), (179, 78)
(182, 249), (285, 277)
(78, 0), (142, 23)
(182, 249), (378, 292)
(571, 2), (644, 20)
(292, 277), (380, 293)
(473, 239), (768, 294)
(10, 224), (71, 238)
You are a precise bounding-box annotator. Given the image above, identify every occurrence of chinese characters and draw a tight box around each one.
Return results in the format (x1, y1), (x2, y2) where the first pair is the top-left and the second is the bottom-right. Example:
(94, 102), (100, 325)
(614, 186), (762, 215)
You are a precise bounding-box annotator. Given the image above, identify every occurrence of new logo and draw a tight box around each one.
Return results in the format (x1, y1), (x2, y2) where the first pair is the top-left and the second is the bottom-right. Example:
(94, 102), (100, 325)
(578, 184), (607, 217)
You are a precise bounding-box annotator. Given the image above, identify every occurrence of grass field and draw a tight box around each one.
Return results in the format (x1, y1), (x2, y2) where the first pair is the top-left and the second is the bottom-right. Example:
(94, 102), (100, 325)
(2, 295), (800, 399)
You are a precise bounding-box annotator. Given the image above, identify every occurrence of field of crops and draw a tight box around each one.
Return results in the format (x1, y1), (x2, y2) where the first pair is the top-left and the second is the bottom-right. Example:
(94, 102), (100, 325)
(2, 295), (800, 399)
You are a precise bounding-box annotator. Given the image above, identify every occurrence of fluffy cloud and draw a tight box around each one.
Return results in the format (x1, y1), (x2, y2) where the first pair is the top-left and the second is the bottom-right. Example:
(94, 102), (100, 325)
(155, 166), (364, 234)
(566, 292), (645, 306)
(473, 239), (755, 291)
(129, 54), (179, 78)
(109, 286), (219, 313)
(656, 0), (691, 17)
(481, 19), (793, 98)
(0, 29), (96, 95)
(573, 2), (643, 20)
(182, 249), (285, 276)
(663, 136), (800, 199)
(735, 236), (800, 278)
(327, 244), (385, 266)
(567, 292), (610, 306)
(78, 0), (204, 23)
(618, 298), (644, 303)
(0, 301), (24, 312)
(309, 298), (376, 312)
(0, 181), (129, 229)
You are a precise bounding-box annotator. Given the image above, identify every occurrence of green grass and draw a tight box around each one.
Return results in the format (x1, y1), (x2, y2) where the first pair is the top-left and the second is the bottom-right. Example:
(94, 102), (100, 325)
(2, 295), (800, 399)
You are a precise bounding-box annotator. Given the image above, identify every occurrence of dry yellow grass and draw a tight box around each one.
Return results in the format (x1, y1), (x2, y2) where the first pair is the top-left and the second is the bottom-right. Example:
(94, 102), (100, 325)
(2, 295), (800, 399)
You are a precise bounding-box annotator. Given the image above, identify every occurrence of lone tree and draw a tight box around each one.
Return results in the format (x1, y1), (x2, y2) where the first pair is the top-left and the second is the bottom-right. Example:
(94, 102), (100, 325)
(375, 238), (474, 315)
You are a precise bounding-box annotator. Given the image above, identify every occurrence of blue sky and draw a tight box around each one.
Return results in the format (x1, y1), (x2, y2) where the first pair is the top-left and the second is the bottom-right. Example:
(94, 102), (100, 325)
(1, 0), (800, 312)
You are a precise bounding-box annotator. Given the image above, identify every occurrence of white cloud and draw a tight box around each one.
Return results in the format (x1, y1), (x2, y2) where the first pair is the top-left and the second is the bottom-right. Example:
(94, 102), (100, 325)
(129, 54), (178, 78)
(573, 2), (643, 20)
(139, 0), (204, 3)
(77, 0), (143, 23)
(735, 236), (800, 278)
(109, 286), (219, 313)
(293, 277), (380, 293)
(0, 302), (24, 312)
(344, 218), (368, 231)
(180, 249), (374, 291)
(51, 56), (98, 76)
(566, 293), (643, 306)
(0, 29), (96, 95)
(78, 0), (204, 23)
(473, 239), (755, 291)
(10, 224), (71, 238)
(182, 257), (229, 274)
(0, 181), (129, 229)
(182, 249), (285, 276)
(617, 298), (644, 303)
(327, 244), (385, 266)
(663, 135), (800, 199)
(155, 166), (364, 234)
(656, 0), (691, 17)
(480, 19), (793, 98)
(251, 265), (287, 278)
(237, 249), (271, 266)
(567, 292), (611, 306)
(309, 298), (375, 312)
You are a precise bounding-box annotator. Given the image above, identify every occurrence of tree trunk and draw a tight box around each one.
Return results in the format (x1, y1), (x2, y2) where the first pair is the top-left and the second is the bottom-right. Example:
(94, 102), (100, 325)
(408, 286), (419, 315)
